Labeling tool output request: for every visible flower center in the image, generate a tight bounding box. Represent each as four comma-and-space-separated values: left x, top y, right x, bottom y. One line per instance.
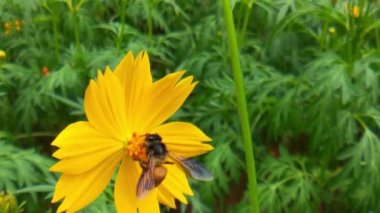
126, 133, 148, 162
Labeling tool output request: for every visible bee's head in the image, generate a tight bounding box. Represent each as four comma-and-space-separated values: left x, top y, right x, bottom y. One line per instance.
145, 133, 162, 145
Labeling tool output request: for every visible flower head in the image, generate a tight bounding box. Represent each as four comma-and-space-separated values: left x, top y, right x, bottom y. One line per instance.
50, 51, 213, 212
0, 50, 6, 59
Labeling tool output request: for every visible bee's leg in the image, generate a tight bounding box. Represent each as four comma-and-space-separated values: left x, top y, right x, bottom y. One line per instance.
139, 161, 149, 169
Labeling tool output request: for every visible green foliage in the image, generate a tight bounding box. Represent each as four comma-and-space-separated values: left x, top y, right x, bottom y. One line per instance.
1, 0, 380, 212
0, 141, 52, 192
0, 140, 54, 212
258, 147, 320, 213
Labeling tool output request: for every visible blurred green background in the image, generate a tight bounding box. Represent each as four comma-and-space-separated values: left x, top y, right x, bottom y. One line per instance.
1, 0, 380, 212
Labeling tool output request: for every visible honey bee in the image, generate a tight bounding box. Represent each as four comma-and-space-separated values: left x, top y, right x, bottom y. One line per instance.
136, 133, 213, 199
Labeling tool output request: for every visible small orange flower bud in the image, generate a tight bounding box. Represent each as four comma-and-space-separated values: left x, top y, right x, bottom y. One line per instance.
4, 22, 11, 30
352, 5, 360, 18
42, 66, 49, 76
14, 20, 21, 31
4, 22, 11, 35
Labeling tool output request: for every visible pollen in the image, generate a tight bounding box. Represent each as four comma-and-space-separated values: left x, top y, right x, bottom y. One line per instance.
126, 133, 148, 162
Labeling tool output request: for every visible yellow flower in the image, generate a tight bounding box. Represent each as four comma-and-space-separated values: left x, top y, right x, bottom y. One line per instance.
0, 50, 6, 59
50, 51, 213, 212
352, 5, 360, 18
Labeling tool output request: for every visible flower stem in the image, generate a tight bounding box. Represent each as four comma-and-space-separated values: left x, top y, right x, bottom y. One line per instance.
72, 10, 80, 49
146, 0, 153, 45
221, 1, 260, 213
117, 0, 127, 50
67, 0, 81, 55
240, 1, 253, 45
52, 13, 60, 63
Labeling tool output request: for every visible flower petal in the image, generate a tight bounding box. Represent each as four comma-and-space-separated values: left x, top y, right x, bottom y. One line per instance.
53, 150, 123, 213
153, 122, 213, 158
136, 72, 197, 132
114, 51, 153, 135
84, 68, 128, 140
114, 157, 160, 213
134, 71, 186, 132
157, 164, 193, 205
50, 145, 122, 174
157, 187, 176, 209
50, 121, 123, 174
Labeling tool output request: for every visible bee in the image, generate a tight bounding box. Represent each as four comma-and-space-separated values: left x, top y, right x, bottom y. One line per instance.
136, 133, 213, 199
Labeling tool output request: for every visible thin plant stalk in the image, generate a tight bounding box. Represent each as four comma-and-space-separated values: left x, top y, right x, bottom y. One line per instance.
145, 0, 153, 45
236, 1, 246, 32
41, 1, 60, 63
53, 16, 60, 63
222, 1, 260, 213
72, 10, 81, 51
240, 1, 253, 45
67, 0, 82, 54
117, 0, 127, 50
44, 2, 60, 63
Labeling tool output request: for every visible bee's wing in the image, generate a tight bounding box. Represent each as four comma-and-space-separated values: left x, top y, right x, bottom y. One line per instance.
169, 153, 213, 181
136, 157, 156, 199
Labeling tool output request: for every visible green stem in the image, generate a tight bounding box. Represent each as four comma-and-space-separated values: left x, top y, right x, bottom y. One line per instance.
117, 0, 127, 50
240, 1, 253, 46
14, 132, 57, 139
147, 1, 154, 45
376, 28, 380, 48
70, 2, 81, 55
321, 20, 327, 51
236, 1, 246, 33
52, 14, 60, 63
221, 1, 260, 213
73, 12, 80, 47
